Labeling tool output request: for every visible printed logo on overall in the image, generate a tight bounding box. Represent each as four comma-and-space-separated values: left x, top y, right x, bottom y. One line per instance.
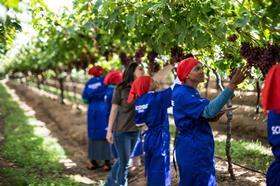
272, 126, 280, 135
136, 104, 148, 113
88, 82, 102, 89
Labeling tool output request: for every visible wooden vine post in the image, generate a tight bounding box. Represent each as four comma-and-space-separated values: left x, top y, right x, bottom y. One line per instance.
58, 76, 64, 104
255, 80, 260, 114
36, 74, 41, 90
204, 66, 211, 98
213, 68, 236, 180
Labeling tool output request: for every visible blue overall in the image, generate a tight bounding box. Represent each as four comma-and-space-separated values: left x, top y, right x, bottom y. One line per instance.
82, 77, 107, 140
134, 88, 172, 186
266, 110, 280, 186
172, 84, 216, 186
130, 133, 143, 157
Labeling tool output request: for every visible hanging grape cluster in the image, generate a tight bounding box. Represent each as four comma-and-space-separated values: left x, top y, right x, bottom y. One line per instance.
134, 46, 146, 63
147, 50, 159, 73
73, 60, 81, 70
240, 43, 280, 76
227, 34, 238, 42
103, 49, 113, 61
119, 52, 132, 67
66, 62, 73, 73
170, 46, 184, 64
79, 55, 90, 70
170, 46, 194, 64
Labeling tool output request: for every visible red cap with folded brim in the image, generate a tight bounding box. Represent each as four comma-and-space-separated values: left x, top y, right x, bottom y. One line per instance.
261, 64, 280, 114
104, 70, 123, 85
177, 57, 199, 83
88, 66, 103, 76
127, 76, 152, 103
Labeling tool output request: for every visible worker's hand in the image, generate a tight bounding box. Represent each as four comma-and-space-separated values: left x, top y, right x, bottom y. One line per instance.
106, 131, 113, 144
228, 67, 249, 90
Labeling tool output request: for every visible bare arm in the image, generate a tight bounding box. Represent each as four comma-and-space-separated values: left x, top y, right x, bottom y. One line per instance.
152, 64, 174, 82
106, 104, 118, 144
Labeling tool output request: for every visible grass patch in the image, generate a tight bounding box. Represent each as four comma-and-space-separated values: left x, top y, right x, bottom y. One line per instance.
0, 83, 80, 185
169, 124, 273, 172
215, 139, 273, 173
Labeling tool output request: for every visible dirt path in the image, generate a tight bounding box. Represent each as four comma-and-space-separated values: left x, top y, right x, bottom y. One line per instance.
7, 81, 266, 185
6, 81, 108, 183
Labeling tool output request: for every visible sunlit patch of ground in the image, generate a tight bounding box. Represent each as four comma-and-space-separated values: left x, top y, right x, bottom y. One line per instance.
2, 80, 95, 185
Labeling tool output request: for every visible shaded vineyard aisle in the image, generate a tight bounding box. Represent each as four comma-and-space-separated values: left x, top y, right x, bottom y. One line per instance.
6, 81, 267, 185
5, 81, 108, 183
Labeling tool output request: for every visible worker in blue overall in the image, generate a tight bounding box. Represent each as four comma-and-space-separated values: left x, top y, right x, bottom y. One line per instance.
128, 75, 172, 186
172, 57, 247, 186
82, 66, 112, 171
262, 64, 280, 186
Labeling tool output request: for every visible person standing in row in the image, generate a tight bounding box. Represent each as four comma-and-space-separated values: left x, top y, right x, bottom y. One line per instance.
172, 57, 247, 186
105, 62, 144, 186
103, 70, 123, 159
82, 66, 112, 171
128, 75, 172, 186
261, 64, 280, 186
104, 70, 143, 169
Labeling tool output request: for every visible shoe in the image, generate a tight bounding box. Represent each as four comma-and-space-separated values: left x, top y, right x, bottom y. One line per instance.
102, 164, 111, 171
86, 162, 99, 170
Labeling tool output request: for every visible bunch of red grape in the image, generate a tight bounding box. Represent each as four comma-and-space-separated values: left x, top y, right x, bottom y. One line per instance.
73, 60, 81, 70
103, 50, 113, 61
170, 46, 194, 64
227, 34, 238, 42
80, 55, 90, 70
240, 42, 280, 76
119, 52, 132, 67
147, 51, 160, 73
135, 46, 146, 63
72, 55, 89, 70
170, 46, 184, 64
66, 63, 73, 73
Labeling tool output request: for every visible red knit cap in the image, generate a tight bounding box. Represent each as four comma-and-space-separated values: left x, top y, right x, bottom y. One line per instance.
104, 70, 123, 85
127, 76, 152, 103
177, 57, 199, 83
262, 64, 280, 114
88, 66, 103, 76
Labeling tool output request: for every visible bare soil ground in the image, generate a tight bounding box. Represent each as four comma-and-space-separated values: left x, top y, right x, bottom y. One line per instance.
5, 81, 266, 185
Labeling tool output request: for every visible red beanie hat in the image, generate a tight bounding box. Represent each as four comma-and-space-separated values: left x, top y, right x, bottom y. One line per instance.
127, 76, 152, 103
177, 57, 199, 83
104, 70, 123, 85
88, 66, 103, 76
262, 64, 280, 114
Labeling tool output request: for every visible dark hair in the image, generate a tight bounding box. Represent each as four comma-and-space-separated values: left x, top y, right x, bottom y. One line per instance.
117, 62, 139, 88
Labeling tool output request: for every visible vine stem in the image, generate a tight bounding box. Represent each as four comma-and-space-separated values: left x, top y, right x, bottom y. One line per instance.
212, 68, 236, 180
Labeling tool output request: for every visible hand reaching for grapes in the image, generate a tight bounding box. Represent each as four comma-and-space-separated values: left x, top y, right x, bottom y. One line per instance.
227, 67, 249, 90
